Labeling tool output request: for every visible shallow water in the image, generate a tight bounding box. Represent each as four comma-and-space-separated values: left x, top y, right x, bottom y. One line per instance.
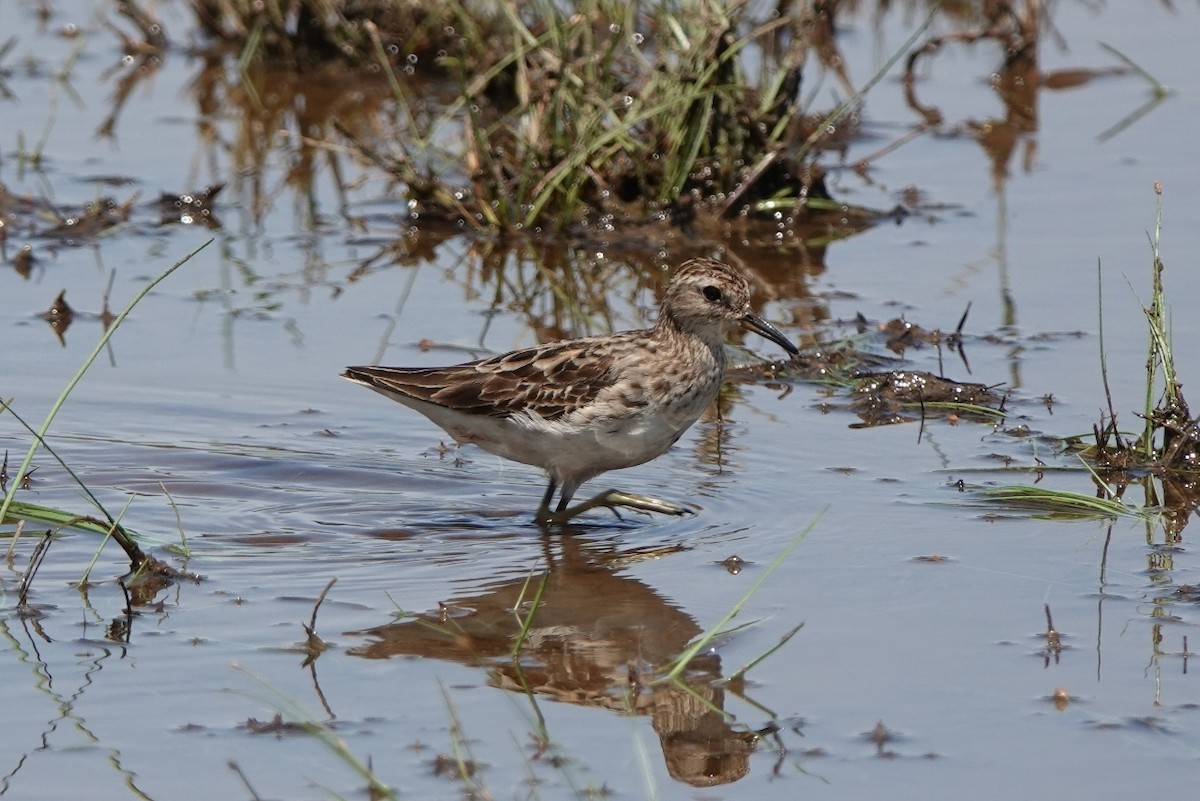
3, 2, 1200, 799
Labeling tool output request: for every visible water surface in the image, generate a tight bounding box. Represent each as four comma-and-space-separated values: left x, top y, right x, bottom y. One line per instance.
2, 2, 1200, 799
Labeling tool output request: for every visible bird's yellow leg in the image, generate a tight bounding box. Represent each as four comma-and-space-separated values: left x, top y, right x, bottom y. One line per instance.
539, 489, 690, 524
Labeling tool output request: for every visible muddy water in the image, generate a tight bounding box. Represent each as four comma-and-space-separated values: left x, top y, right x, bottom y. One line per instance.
3, 3, 1200, 799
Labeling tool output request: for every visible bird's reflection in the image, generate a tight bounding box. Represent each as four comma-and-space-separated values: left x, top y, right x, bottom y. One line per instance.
348, 534, 757, 787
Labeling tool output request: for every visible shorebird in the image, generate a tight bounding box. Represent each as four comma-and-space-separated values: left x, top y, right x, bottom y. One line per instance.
343, 258, 798, 523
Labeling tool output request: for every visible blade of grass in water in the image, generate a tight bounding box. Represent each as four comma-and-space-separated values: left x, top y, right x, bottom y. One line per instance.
1, 398, 116, 525
77, 495, 134, 587
510, 566, 549, 659
978, 486, 1143, 519
0, 240, 211, 536
1099, 42, 1168, 96
654, 509, 823, 685
2, 499, 122, 537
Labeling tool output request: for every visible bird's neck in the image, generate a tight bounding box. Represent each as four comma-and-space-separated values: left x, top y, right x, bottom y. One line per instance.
654, 310, 726, 355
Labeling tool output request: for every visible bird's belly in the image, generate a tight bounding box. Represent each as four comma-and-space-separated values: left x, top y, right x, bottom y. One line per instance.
546, 406, 704, 477
448, 407, 694, 475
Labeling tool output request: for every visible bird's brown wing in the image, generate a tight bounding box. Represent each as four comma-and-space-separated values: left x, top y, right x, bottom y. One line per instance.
343, 338, 625, 421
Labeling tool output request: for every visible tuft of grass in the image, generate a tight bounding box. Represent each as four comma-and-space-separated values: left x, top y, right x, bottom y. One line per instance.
1085, 185, 1199, 480
1, 241, 211, 582
1004, 185, 1200, 526
326, 0, 941, 234
1139, 184, 1174, 456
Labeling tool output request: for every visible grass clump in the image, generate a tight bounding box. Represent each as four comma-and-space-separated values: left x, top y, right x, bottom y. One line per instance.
1078, 185, 1200, 479
361, 0, 837, 233
1, 242, 211, 595
187, 0, 922, 235
986, 186, 1200, 529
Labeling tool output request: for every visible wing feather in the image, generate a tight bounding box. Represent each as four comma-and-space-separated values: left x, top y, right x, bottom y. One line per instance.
343, 336, 631, 421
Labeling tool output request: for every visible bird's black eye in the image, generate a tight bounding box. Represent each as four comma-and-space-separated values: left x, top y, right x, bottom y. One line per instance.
702, 285, 722, 302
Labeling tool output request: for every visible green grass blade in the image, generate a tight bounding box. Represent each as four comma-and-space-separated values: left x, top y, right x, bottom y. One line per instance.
978, 485, 1143, 519
510, 567, 549, 659
1, 399, 116, 524
2, 499, 120, 536
77, 496, 134, 587
653, 509, 823, 685
1099, 42, 1168, 96
0, 240, 211, 532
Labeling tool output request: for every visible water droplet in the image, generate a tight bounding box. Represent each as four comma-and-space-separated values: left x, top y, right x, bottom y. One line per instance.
622, 95, 633, 107
407, 53, 418, 64
609, 23, 621, 34
632, 32, 644, 45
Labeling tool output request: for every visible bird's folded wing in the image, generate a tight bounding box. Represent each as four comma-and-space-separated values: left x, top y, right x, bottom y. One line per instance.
345, 340, 620, 421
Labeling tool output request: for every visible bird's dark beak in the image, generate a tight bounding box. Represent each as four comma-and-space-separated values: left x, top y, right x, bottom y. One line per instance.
742, 312, 799, 356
